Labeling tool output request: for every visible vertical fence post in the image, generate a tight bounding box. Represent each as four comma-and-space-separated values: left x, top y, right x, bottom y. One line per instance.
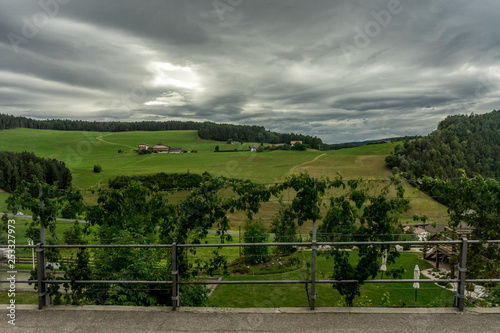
171, 242, 179, 311
36, 243, 47, 310
38, 187, 50, 306
310, 219, 317, 310
310, 178, 318, 310
454, 237, 468, 311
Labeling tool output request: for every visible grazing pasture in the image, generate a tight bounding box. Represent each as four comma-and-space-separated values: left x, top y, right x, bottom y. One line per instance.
0, 128, 453, 307
0, 128, 448, 225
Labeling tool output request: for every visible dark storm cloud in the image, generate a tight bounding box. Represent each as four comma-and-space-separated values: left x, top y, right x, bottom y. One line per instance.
1, 0, 500, 143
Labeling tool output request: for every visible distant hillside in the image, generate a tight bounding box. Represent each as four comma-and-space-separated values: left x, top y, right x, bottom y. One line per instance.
386, 110, 500, 180
322, 136, 413, 151
0, 113, 323, 149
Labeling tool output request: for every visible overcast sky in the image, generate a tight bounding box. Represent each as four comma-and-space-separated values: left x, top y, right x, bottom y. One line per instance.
1, 0, 499, 143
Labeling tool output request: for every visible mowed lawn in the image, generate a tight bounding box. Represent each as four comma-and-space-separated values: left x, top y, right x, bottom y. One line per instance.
209, 250, 455, 308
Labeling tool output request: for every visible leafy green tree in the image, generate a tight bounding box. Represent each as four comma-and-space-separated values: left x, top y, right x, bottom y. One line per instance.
6, 176, 73, 243
6, 177, 84, 303
267, 173, 327, 256
63, 221, 88, 245
271, 173, 326, 227
79, 182, 173, 306
270, 205, 298, 254
268, 173, 406, 306
291, 142, 308, 151
0, 214, 8, 244
157, 177, 271, 276
320, 176, 407, 306
138, 149, 152, 155
243, 220, 268, 264
156, 177, 240, 280
419, 174, 500, 280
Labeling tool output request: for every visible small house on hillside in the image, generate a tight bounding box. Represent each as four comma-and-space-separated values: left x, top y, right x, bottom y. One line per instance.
138, 142, 182, 153
290, 141, 302, 146
249, 145, 260, 151
150, 143, 170, 153
402, 223, 446, 240
169, 147, 183, 153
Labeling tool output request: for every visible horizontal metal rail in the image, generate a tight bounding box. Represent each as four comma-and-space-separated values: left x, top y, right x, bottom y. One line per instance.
2, 239, 499, 249
2, 238, 499, 312
3, 278, 500, 285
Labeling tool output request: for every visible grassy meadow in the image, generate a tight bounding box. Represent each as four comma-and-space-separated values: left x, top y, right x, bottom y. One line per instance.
0, 128, 449, 225
0, 128, 454, 307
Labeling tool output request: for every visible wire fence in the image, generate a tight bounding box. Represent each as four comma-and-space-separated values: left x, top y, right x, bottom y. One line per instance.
2, 238, 499, 311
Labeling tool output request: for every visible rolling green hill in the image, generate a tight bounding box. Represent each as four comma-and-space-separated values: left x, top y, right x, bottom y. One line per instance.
0, 128, 398, 189
0, 128, 449, 226
0, 128, 454, 308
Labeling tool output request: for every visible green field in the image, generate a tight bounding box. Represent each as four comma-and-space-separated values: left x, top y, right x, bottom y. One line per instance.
0, 128, 454, 307
209, 251, 454, 308
0, 129, 318, 188
0, 128, 449, 225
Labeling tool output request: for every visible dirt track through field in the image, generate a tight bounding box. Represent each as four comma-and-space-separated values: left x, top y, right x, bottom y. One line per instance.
289, 153, 326, 174
96, 134, 136, 149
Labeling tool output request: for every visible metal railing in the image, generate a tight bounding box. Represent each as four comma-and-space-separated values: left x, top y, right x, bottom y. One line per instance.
2, 238, 500, 311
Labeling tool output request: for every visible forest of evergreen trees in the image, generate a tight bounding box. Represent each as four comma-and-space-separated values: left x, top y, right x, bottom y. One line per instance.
386, 110, 500, 181
0, 151, 72, 192
0, 114, 323, 149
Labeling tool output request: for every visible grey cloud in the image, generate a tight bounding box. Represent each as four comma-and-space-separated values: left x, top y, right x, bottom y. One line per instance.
331, 95, 457, 112
1, 0, 500, 143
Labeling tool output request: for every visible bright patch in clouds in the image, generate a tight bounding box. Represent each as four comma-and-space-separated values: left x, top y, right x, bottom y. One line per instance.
148, 62, 199, 89
144, 92, 187, 106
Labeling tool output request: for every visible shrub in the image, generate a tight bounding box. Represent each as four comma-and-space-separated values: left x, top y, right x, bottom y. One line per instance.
63, 221, 87, 245
93, 164, 102, 173
61, 204, 77, 219
395, 299, 408, 308
0, 214, 8, 244
271, 207, 298, 255
243, 220, 268, 264
291, 143, 309, 151
180, 284, 209, 307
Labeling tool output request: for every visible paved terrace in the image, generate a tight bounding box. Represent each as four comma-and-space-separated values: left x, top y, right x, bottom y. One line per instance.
1, 305, 499, 333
